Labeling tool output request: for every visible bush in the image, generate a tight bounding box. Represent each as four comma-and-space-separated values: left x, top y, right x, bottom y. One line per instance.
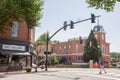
111, 63, 116, 67
38, 60, 45, 66
59, 57, 67, 64
26, 67, 32, 72
53, 59, 59, 65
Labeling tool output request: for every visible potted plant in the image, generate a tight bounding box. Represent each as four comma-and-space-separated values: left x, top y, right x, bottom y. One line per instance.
26, 67, 32, 73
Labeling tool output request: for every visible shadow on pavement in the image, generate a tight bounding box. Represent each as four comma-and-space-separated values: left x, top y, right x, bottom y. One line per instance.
38, 73, 80, 80
0, 75, 7, 78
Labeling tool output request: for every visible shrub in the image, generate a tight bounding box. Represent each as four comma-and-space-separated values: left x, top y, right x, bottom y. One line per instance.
53, 59, 59, 65
26, 67, 32, 72
111, 63, 116, 67
38, 60, 45, 66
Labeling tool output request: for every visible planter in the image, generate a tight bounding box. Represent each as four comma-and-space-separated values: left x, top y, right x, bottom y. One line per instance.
41, 65, 45, 69
26, 67, 32, 73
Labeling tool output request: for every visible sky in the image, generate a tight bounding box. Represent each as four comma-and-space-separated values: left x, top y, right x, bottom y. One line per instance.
35, 0, 120, 53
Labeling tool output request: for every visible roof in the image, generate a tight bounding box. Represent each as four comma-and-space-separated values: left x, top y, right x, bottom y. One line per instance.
93, 25, 105, 32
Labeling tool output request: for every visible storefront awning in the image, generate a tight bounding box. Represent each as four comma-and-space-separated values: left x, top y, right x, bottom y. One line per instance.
0, 51, 31, 56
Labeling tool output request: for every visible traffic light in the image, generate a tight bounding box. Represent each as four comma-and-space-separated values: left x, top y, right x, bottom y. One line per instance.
79, 37, 83, 44
91, 14, 95, 23
63, 21, 67, 30
70, 20, 74, 29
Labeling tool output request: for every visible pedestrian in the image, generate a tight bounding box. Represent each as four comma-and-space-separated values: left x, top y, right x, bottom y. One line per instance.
99, 58, 107, 74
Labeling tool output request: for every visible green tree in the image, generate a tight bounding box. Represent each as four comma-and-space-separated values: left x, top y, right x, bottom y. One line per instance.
110, 52, 120, 61
86, 0, 120, 12
0, 0, 44, 33
35, 33, 52, 46
52, 40, 59, 44
83, 30, 102, 63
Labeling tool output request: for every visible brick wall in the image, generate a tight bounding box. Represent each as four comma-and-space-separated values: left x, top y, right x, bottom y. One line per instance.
0, 22, 35, 43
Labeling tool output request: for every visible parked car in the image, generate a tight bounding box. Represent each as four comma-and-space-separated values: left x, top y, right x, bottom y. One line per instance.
116, 62, 120, 68
32, 63, 37, 68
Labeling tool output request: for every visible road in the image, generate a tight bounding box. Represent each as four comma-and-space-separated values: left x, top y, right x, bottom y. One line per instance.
0, 68, 120, 80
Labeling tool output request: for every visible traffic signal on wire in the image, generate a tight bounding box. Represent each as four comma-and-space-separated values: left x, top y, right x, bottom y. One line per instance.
91, 13, 95, 23
70, 20, 74, 29
79, 37, 83, 44
63, 21, 67, 31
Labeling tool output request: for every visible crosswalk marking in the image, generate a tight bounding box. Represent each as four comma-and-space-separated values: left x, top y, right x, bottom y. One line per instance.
114, 74, 120, 76
76, 73, 120, 80
60, 69, 120, 80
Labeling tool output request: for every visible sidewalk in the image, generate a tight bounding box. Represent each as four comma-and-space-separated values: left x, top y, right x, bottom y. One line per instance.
0, 68, 59, 75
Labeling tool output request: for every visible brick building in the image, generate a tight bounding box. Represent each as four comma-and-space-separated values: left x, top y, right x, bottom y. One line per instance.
0, 21, 35, 71
37, 25, 110, 64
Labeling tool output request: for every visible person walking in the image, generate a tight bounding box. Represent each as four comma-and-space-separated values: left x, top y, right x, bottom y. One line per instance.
99, 58, 107, 74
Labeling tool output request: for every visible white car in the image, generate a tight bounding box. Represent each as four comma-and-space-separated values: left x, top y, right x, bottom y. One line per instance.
32, 63, 37, 68
116, 62, 120, 68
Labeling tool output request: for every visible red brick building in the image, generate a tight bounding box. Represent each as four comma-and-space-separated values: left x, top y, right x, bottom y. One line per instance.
0, 21, 35, 71
37, 25, 110, 64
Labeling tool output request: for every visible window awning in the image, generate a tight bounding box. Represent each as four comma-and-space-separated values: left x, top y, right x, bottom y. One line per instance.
0, 51, 31, 56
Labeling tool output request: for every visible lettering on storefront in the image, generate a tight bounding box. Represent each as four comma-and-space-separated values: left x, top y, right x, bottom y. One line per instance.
2, 44, 26, 51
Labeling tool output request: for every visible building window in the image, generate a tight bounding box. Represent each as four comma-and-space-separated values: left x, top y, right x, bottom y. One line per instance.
76, 44, 78, 53
54, 48, 56, 53
76, 56, 83, 61
106, 46, 108, 54
59, 46, 61, 53
12, 22, 19, 37
102, 34, 105, 41
64, 46, 66, 53
68, 45, 71, 53
95, 34, 98, 39
102, 45, 105, 54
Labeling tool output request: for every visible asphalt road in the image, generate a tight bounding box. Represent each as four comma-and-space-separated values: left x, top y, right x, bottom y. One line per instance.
0, 68, 120, 80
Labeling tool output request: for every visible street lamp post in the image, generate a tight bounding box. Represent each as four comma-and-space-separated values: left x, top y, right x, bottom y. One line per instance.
45, 14, 100, 71
45, 32, 49, 71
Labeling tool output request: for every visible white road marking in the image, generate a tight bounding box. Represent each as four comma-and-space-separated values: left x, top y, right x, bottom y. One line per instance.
77, 73, 120, 80
114, 74, 120, 76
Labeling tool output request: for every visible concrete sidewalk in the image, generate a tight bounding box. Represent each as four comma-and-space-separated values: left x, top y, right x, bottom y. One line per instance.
0, 68, 59, 75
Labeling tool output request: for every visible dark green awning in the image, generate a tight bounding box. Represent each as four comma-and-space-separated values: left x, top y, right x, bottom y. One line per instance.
0, 51, 31, 56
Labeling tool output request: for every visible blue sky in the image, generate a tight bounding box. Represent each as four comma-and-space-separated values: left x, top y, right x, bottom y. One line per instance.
35, 0, 120, 52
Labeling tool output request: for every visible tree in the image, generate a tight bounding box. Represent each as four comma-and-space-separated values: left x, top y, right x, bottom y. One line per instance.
83, 30, 102, 63
110, 52, 120, 61
0, 0, 44, 33
86, 0, 120, 12
52, 40, 59, 44
35, 33, 52, 46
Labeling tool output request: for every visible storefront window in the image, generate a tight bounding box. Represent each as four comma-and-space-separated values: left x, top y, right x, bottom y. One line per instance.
0, 54, 8, 66
12, 22, 19, 37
